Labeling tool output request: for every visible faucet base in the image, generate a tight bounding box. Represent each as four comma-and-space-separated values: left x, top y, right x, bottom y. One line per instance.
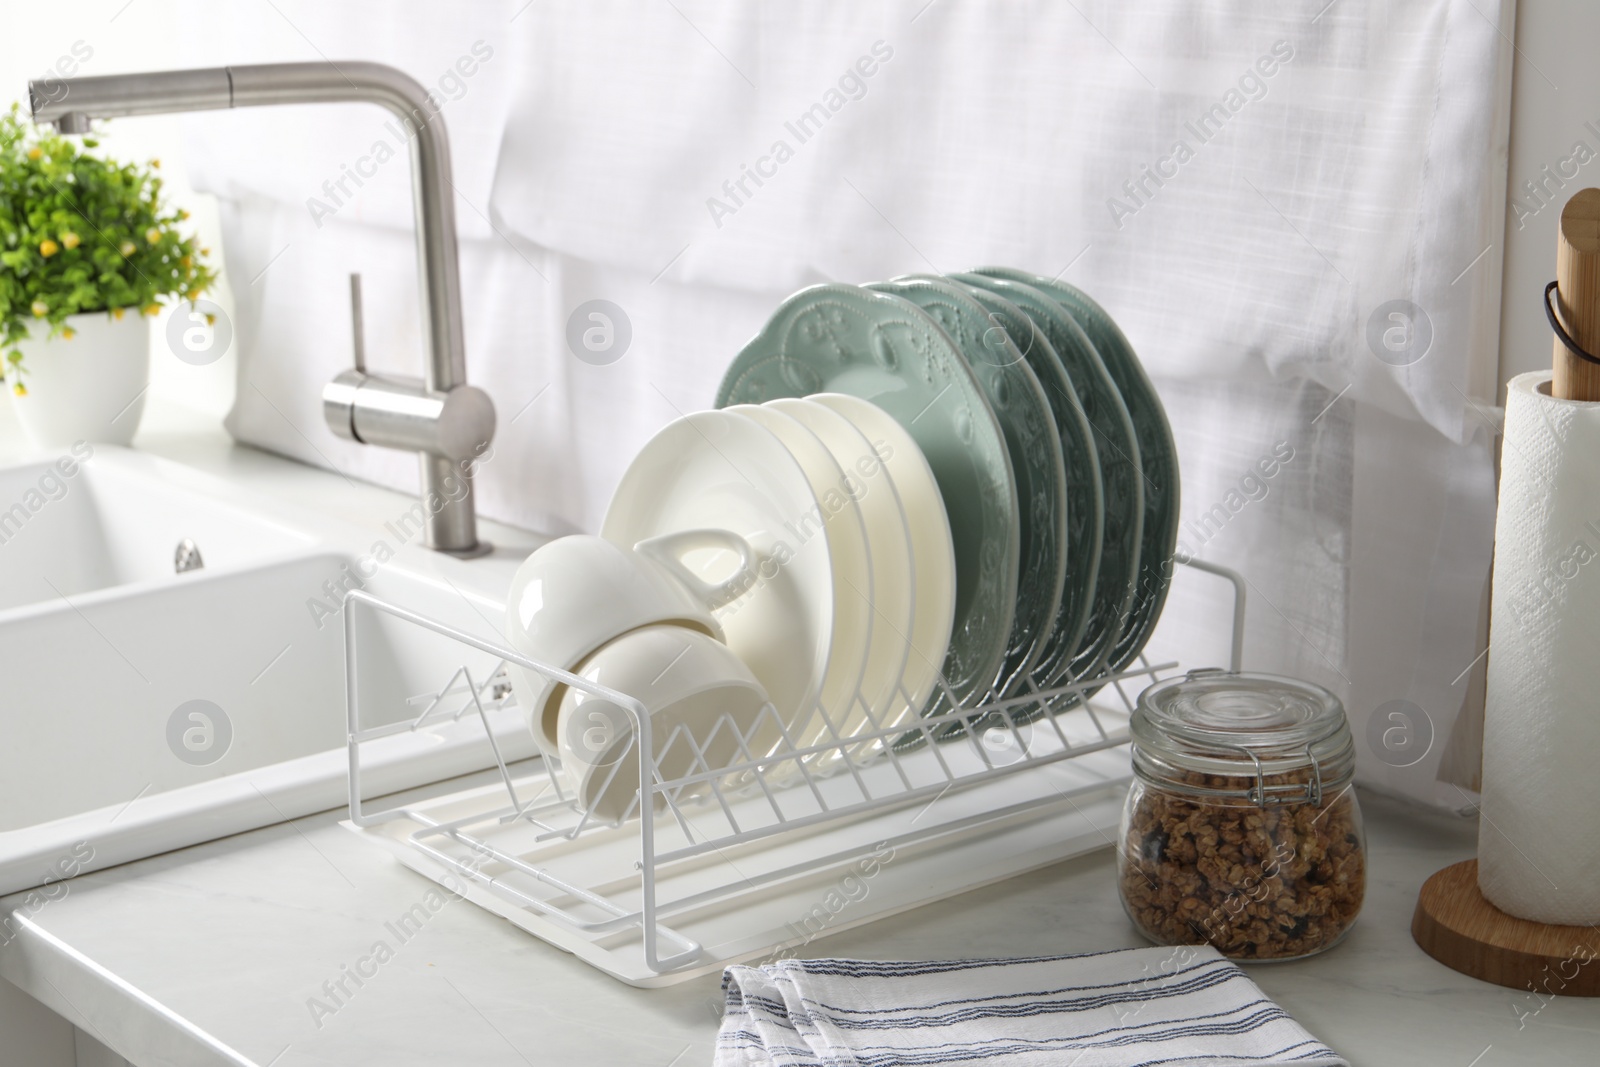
436, 539, 495, 560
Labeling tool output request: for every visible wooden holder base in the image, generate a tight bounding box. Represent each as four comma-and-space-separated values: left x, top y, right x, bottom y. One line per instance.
1412, 860, 1600, 996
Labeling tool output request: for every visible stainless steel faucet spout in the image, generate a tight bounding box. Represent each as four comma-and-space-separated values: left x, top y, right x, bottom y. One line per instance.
30, 62, 494, 557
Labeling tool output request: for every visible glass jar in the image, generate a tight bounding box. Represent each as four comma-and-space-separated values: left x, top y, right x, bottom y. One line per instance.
1117, 669, 1366, 961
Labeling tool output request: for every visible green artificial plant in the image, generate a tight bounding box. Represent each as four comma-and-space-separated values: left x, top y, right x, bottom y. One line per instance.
0, 103, 216, 394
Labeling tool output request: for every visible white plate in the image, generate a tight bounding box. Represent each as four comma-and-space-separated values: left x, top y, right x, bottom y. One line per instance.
601, 410, 832, 739
730, 404, 872, 756
812, 393, 956, 732
770, 397, 915, 760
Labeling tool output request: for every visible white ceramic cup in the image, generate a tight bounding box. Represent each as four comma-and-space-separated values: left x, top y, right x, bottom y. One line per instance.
505, 531, 758, 750
556, 624, 773, 822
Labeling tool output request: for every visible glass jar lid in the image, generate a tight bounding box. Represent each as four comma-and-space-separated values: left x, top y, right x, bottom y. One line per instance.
1131, 669, 1355, 804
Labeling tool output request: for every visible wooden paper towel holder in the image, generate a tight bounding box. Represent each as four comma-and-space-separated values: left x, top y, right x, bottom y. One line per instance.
1411, 188, 1600, 996
1413, 862, 1600, 996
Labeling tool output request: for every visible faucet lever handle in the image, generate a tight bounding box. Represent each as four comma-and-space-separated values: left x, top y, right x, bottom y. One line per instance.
349, 272, 366, 374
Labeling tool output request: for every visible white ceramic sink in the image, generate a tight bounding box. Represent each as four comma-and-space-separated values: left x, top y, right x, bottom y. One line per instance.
0, 446, 535, 896
0, 449, 314, 611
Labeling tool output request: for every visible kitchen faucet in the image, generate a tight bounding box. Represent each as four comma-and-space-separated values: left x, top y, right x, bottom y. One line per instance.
29, 62, 496, 557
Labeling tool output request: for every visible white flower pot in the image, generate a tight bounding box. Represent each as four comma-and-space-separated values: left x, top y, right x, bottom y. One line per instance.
7, 310, 151, 449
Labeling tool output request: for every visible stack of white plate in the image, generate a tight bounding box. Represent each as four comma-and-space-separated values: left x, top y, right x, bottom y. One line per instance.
600, 395, 958, 772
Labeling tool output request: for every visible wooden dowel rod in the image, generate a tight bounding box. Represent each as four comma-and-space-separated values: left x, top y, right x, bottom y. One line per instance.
1553, 188, 1600, 401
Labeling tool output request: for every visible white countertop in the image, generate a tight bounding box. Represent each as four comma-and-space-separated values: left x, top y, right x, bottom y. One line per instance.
1, 409, 1596, 1066
3, 783, 1594, 1066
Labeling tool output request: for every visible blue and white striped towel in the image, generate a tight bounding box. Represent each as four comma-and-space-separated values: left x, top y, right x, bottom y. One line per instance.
716, 946, 1347, 1066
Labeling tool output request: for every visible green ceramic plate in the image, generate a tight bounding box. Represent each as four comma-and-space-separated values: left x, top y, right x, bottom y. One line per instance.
954, 272, 1143, 688
715, 283, 1019, 716
876, 277, 1067, 709
982, 269, 1179, 674
949, 279, 1103, 698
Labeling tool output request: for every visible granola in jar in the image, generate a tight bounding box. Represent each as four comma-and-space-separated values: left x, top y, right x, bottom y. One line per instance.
1117, 671, 1366, 961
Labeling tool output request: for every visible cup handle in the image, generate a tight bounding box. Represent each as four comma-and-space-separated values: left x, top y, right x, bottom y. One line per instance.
634, 528, 758, 610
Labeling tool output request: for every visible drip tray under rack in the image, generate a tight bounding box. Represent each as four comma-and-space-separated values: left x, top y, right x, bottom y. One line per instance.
348, 724, 1131, 986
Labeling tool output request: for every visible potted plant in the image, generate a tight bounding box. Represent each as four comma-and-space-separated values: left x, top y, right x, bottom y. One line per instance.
0, 103, 216, 448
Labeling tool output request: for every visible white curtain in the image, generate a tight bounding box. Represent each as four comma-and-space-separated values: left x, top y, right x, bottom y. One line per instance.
178, 0, 1511, 812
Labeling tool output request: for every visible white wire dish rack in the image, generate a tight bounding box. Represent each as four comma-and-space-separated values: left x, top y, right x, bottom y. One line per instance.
340, 558, 1246, 987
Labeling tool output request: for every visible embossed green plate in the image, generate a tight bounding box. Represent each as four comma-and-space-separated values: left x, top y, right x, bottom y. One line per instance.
876, 277, 1065, 708
954, 272, 1143, 689
948, 279, 1103, 699
981, 269, 1179, 674
715, 283, 1019, 715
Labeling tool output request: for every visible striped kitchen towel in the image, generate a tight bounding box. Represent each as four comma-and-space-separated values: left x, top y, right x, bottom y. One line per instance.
715, 945, 1347, 1066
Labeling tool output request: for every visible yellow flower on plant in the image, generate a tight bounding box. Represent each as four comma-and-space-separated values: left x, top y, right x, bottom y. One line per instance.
26, 147, 41, 161
39, 239, 59, 257
150, 158, 160, 169
30, 300, 47, 317
112, 307, 125, 320
119, 240, 136, 257
61, 327, 75, 340
11, 382, 25, 397
145, 227, 162, 245
180, 254, 192, 268
178, 209, 189, 220
61, 232, 80, 250
200, 247, 211, 256
141, 303, 160, 317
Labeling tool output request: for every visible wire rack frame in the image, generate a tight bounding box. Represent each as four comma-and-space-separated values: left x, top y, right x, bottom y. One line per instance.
341, 557, 1246, 976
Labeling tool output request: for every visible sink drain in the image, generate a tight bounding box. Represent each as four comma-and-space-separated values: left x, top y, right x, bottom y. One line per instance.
174, 538, 204, 574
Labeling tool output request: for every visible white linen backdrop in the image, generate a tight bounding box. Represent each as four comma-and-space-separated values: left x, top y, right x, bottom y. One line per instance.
177, 0, 1510, 812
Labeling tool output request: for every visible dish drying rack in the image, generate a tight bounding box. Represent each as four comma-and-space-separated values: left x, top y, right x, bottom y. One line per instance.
340, 558, 1246, 986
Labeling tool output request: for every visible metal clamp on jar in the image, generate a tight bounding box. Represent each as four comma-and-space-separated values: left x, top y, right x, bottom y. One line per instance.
1118, 669, 1366, 961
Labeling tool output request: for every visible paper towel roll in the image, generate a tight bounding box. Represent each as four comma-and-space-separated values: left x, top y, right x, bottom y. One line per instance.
1481, 371, 1600, 925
